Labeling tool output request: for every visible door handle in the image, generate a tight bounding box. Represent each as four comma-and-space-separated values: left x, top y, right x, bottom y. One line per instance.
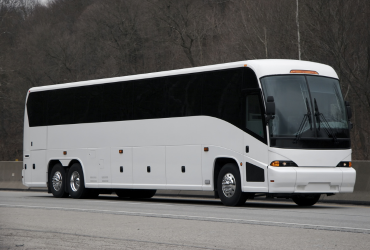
246, 146, 249, 153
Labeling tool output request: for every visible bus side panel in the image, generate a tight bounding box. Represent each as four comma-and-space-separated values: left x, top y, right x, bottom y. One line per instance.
111, 147, 133, 189
133, 146, 166, 189
29, 150, 47, 187
166, 145, 202, 190
96, 148, 111, 188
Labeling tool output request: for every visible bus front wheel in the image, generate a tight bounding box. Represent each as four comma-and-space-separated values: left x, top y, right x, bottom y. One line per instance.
292, 194, 321, 206
217, 163, 247, 206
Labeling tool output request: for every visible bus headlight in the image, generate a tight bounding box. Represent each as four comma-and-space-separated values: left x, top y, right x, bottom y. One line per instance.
270, 161, 298, 167
336, 161, 352, 167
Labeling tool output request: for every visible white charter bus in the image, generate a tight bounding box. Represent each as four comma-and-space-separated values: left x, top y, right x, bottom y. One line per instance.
23, 59, 356, 206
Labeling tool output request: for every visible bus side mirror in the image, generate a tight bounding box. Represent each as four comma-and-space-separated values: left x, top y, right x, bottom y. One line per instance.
265, 96, 275, 124
345, 101, 352, 120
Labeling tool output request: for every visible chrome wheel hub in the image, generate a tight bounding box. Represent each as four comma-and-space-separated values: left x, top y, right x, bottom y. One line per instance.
70, 171, 80, 192
222, 173, 236, 198
52, 171, 63, 191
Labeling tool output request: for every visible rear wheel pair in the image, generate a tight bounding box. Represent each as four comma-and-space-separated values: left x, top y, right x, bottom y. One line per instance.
50, 163, 97, 199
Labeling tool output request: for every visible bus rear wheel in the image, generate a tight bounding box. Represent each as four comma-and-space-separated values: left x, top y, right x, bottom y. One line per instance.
49, 163, 69, 198
292, 194, 321, 206
217, 163, 247, 206
67, 163, 88, 199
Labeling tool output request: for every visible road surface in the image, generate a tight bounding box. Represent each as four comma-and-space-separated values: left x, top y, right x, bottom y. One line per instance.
0, 191, 369, 249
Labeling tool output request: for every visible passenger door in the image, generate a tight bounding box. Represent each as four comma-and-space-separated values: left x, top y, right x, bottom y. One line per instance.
243, 91, 269, 193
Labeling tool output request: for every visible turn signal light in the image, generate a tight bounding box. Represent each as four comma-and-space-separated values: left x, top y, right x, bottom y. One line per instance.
290, 70, 318, 75
270, 161, 298, 167
271, 161, 280, 167
336, 161, 352, 167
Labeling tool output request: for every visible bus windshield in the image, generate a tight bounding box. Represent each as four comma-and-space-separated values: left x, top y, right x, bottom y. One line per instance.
261, 75, 350, 149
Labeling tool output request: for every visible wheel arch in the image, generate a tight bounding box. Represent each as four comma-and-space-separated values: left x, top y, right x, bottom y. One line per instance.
47, 158, 85, 193
213, 157, 240, 193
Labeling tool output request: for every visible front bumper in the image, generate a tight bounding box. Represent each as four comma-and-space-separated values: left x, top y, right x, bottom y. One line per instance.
268, 166, 356, 193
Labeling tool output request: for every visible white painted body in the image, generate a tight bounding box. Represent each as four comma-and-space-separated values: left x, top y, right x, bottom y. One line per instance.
22, 59, 356, 194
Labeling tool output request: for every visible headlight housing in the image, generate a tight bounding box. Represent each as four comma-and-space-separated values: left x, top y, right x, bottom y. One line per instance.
336, 161, 352, 167
270, 161, 298, 167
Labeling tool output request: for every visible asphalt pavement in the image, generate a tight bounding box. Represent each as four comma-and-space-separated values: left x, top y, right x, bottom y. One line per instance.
1, 191, 369, 249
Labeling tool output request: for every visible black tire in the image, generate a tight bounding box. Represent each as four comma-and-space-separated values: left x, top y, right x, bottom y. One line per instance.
217, 163, 247, 206
292, 194, 321, 206
115, 189, 132, 198
49, 163, 69, 198
67, 163, 88, 199
129, 189, 157, 199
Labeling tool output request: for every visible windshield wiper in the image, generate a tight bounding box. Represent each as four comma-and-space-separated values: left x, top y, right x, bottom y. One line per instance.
314, 98, 338, 143
294, 98, 312, 143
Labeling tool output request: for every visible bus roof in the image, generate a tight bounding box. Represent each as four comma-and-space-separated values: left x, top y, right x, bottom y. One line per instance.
29, 59, 338, 92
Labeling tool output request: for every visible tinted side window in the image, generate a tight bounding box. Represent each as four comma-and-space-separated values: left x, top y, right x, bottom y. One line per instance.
134, 78, 167, 119
103, 81, 133, 122
48, 88, 74, 125
167, 74, 202, 117
74, 85, 103, 124
202, 69, 242, 128
27, 91, 47, 127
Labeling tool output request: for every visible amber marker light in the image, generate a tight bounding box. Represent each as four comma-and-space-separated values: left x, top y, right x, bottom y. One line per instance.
63, 151, 67, 155
204, 147, 209, 152
271, 161, 280, 167
290, 70, 318, 75
240, 162, 243, 166
349, 162, 352, 167
244, 64, 248, 67
119, 149, 123, 154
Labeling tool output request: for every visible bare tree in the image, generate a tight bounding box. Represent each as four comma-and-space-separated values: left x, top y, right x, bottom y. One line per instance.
148, 0, 223, 67
301, 0, 370, 159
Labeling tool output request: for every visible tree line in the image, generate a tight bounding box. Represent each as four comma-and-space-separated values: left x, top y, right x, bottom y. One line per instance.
1, 0, 369, 160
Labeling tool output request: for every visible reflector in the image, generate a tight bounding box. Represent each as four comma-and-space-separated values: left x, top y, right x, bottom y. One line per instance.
290, 70, 318, 74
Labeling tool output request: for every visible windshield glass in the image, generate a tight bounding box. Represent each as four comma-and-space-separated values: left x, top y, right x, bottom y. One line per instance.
306, 76, 349, 137
261, 75, 350, 149
261, 75, 314, 137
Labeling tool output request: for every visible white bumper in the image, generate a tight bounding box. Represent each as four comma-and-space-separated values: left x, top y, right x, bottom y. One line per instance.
268, 166, 356, 193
